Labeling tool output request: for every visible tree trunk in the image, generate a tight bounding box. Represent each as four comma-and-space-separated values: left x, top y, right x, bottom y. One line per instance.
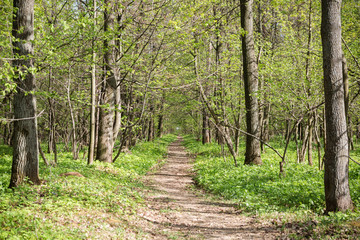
157, 92, 165, 138
88, 0, 97, 165
112, 84, 121, 143
299, 124, 309, 163
307, 116, 313, 166
321, 0, 353, 212
295, 122, 300, 163
202, 106, 210, 144
47, 68, 54, 154
260, 102, 270, 151
314, 111, 322, 170
305, 0, 313, 166
234, 112, 241, 155
148, 106, 155, 141
67, 67, 78, 160
9, 0, 40, 188
342, 55, 354, 150
241, 0, 262, 165
96, 0, 118, 163
96, 83, 114, 163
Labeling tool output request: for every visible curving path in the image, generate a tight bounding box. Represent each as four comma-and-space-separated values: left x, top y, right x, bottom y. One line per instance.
140, 137, 282, 239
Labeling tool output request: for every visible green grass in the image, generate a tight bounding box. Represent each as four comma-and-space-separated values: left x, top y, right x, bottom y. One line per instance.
182, 135, 360, 239
0, 134, 177, 239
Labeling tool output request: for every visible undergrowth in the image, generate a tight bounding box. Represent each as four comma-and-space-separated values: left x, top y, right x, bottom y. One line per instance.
182, 135, 360, 239
0, 134, 177, 239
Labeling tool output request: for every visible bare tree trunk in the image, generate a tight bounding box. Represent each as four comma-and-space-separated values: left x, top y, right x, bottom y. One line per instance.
202, 106, 210, 144
295, 122, 300, 163
148, 106, 155, 141
157, 110, 164, 138
285, 119, 291, 141
9, 0, 40, 187
96, 0, 118, 163
321, 0, 353, 212
96, 83, 114, 163
241, 0, 262, 165
48, 68, 54, 154
88, 0, 97, 165
67, 67, 78, 160
305, 0, 314, 167
38, 140, 49, 166
233, 112, 241, 155
299, 124, 309, 163
342, 55, 354, 150
314, 112, 322, 170
157, 92, 165, 138
113, 85, 121, 143
307, 116, 313, 166
260, 102, 270, 151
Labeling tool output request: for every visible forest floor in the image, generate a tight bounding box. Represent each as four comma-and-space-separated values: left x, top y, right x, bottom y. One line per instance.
138, 137, 285, 239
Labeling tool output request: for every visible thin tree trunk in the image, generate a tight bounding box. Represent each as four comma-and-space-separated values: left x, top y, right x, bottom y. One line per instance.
234, 112, 241, 155
67, 67, 78, 160
148, 106, 154, 141
48, 68, 54, 154
38, 140, 49, 166
88, 0, 97, 165
305, 0, 314, 167
321, 0, 353, 212
314, 111, 322, 170
157, 92, 165, 138
113, 85, 121, 143
295, 122, 300, 163
308, 116, 313, 166
261, 102, 270, 151
299, 124, 309, 163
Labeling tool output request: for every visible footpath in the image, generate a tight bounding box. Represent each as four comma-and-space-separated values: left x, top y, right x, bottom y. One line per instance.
139, 137, 281, 239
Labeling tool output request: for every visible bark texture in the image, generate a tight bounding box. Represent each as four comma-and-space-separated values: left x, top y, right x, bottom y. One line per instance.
321, 0, 353, 212
202, 109, 210, 144
96, 0, 118, 163
10, 0, 40, 187
241, 0, 262, 165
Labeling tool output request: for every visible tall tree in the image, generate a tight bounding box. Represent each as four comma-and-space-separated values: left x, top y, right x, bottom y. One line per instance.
88, 0, 97, 165
241, 0, 262, 165
321, 0, 353, 212
96, 0, 118, 163
9, 0, 40, 187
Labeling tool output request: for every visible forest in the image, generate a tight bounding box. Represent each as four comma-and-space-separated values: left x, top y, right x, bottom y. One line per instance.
0, 0, 360, 239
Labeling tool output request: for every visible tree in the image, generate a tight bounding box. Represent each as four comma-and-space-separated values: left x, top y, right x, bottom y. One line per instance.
321, 0, 353, 212
241, 0, 262, 165
96, 0, 119, 163
88, 0, 97, 165
9, 0, 40, 187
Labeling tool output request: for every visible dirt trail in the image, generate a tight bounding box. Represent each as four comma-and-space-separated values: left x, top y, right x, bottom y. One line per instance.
141, 137, 281, 239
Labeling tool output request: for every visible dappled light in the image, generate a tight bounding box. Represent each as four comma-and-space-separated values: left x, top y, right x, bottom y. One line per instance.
1, 0, 360, 238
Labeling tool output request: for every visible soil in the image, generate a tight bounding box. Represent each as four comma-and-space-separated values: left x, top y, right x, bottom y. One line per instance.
139, 137, 283, 239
